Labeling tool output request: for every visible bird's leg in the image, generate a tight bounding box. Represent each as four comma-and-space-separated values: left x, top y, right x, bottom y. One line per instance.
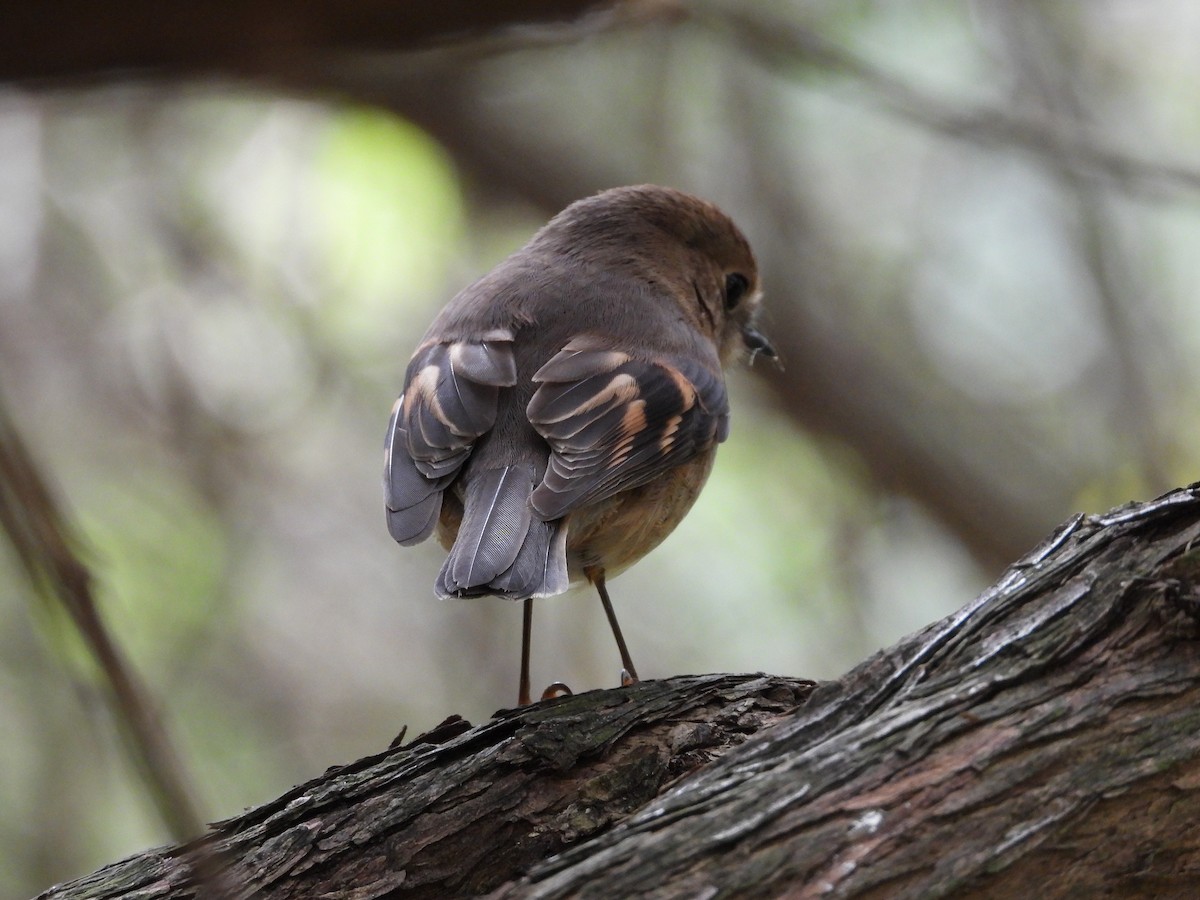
586, 565, 640, 685
519, 598, 533, 706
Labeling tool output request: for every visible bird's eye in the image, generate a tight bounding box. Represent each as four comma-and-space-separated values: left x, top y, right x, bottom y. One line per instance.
725, 273, 750, 310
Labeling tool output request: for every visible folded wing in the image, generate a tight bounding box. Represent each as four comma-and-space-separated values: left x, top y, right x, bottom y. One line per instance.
384, 329, 517, 544
527, 335, 730, 522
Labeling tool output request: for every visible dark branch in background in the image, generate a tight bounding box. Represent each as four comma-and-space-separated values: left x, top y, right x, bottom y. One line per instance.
0, 393, 210, 848
0, 1, 627, 84
8, 1, 1200, 205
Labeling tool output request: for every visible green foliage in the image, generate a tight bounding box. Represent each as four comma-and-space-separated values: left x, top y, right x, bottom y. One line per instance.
312, 107, 463, 354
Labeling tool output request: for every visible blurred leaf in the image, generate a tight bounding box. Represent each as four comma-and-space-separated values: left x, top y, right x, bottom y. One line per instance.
313, 107, 463, 352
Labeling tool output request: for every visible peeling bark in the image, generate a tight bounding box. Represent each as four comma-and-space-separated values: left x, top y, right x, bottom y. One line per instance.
37, 485, 1200, 899
38, 675, 811, 898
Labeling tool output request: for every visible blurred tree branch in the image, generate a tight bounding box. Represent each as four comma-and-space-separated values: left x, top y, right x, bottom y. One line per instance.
709, 6, 1200, 202
0, 1, 635, 84
7, 3, 1199, 202
37, 485, 1200, 898
0, 391, 207, 844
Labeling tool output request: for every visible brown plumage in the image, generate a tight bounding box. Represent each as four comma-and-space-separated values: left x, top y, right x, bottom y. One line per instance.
384, 185, 772, 704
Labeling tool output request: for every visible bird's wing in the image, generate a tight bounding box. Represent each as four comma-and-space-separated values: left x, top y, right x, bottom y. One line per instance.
527, 335, 729, 521
384, 329, 517, 544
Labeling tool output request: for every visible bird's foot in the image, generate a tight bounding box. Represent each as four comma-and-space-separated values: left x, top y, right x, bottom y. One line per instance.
540, 681, 573, 701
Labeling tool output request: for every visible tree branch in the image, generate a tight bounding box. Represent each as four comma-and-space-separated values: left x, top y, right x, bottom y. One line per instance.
38, 484, 1200, 898
0, 395, 208, 846
1, 1, 628, 85
38, 675, 812, 898
500, 487, 1200, 897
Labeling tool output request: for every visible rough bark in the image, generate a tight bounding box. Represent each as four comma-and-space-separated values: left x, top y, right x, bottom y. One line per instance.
38, 674, 813, 899
37, 484, 1200, 898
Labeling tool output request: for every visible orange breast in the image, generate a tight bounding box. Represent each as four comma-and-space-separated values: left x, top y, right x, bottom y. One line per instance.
562, 451, 717, 583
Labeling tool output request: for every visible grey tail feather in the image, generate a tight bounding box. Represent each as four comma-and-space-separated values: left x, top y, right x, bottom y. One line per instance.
436, 465, 570, 600
490, 518, 569, 599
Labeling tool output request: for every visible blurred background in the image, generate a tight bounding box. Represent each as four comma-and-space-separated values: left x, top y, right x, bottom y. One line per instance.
2, 1, 1199, 894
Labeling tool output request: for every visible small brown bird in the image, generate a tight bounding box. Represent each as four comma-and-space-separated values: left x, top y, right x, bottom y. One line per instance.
384, 185, 772, 705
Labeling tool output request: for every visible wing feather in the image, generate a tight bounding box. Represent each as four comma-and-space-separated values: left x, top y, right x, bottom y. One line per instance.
527, 338, 729, 522
383, 331, 516, 545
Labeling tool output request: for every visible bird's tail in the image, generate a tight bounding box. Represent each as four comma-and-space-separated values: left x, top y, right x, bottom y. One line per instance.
436, 465, 569, 600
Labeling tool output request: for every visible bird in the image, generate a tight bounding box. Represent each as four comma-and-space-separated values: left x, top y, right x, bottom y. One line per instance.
383, 184, 773, 706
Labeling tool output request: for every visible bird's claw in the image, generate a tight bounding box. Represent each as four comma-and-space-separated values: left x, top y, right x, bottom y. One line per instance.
540, 681, 573, 701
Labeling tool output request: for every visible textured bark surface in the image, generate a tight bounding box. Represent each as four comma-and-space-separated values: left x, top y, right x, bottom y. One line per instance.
38, 674, 812, 899
36, 484, 1200, 899
495, 486, 1200, 899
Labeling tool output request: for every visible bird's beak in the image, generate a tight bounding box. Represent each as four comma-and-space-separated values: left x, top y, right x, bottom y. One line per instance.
742, 324, 777, 363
